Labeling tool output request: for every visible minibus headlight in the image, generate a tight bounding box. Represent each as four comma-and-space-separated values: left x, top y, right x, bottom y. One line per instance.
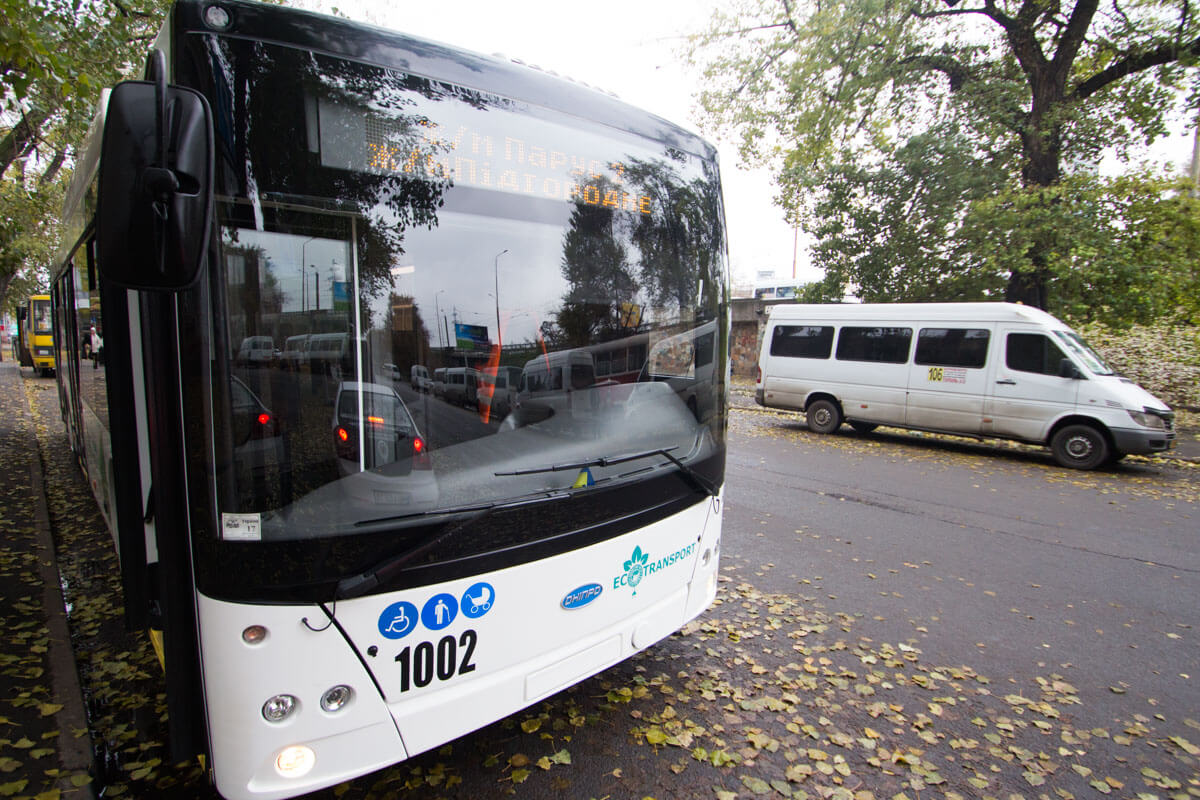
1127, 409, 1165, 430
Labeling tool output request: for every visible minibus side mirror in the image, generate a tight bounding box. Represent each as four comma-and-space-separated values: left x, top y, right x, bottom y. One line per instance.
96, 80, 214, 291
1058, 359, 1083, 379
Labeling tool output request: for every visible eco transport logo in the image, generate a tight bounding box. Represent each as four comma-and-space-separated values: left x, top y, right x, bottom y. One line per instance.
613, 543, 695, 596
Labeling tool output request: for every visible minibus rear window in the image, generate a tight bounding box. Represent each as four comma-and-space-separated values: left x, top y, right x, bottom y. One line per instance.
770, 325, 834, 359
835, 327, 913, 364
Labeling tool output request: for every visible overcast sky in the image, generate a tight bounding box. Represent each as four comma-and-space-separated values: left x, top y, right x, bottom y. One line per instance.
292, 0, 1196, 291
291, 0, 812, 289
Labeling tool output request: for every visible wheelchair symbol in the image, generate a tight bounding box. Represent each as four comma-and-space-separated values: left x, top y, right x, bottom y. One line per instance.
377, 601, 418, 639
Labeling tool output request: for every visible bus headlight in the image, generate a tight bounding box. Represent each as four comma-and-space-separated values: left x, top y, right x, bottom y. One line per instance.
262, 694, 298, 722
275, 745, 315, 778
320, 685, 353, 712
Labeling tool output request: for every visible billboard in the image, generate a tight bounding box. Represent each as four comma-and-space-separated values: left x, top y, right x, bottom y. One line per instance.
454, 322, 490, 351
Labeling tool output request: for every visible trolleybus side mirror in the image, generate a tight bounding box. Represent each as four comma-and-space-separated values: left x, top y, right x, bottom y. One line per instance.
96, 80, 214, 291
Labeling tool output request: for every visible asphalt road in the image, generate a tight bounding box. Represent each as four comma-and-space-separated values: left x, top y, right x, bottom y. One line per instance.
19, 373, 1200, 800
722, 405, 1199, 747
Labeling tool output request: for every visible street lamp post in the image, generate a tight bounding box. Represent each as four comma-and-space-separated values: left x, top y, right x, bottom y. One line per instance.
494, 249, 508, 350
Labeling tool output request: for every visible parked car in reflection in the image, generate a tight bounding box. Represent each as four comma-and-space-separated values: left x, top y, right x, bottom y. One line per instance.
331, 381, 437, 506
230, 376, 284, 476
236, 336, 276, 368
411, 364, 431, 393
478, 365, 522, 422
442, 367, 479, 408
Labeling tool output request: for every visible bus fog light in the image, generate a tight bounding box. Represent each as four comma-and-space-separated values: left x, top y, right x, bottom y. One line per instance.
242, 625, 268, 644
275, 745, 315, 778
262, 694, 297, 722
321, 685, 353, 712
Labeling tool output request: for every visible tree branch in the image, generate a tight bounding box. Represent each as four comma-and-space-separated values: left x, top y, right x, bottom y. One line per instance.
1072, 34, 1200, 100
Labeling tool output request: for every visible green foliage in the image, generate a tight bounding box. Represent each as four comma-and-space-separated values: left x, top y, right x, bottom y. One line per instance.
688, 0, 1200, 311
1074, 320, 1200, 410
1, 0, 174, 313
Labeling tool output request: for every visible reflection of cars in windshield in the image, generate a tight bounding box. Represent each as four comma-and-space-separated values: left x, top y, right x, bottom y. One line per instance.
411, 364, 431, 393
230, 376, 284, 476
442, 367, 478, 408
236, 336, 275, 368
333, 379, 433, 469
281, 334, 309, 370
478, 365, 522, 421
512, 350, 596, 425
639, 321, 718, 422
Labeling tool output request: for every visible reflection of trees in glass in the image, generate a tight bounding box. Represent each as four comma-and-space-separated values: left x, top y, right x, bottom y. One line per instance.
555, 177, 639, 346
627, 155, 726, 316
202, 37, 469, 315
553, 157, 728, 345
223, 243, 283, 337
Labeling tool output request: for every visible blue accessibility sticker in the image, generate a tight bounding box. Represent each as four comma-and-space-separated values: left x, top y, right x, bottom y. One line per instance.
421, 593, 459, 631
377, 601, 418, 639
460, 582, 495, 619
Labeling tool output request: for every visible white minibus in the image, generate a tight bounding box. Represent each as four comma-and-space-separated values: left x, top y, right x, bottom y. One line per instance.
756, 303, 1175, 469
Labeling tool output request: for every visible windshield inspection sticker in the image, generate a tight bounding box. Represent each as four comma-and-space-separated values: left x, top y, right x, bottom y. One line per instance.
221, 513, 261, 541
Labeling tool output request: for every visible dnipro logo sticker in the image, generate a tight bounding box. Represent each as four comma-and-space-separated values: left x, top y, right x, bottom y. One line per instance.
377, 581, 495, 640
612, 543, 696, 597
561, 583, 603, 610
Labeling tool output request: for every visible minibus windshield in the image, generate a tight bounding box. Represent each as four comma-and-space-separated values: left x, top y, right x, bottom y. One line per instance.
1053, 331, 1115, 375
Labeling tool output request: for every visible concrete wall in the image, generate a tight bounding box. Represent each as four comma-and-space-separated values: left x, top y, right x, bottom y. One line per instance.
729, 298, 795, 377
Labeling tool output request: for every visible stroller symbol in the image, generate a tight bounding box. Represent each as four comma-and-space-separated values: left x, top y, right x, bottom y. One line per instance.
461, 582, 495, 619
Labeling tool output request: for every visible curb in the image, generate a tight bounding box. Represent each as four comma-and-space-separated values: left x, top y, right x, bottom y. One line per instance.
21, 374, 98, 799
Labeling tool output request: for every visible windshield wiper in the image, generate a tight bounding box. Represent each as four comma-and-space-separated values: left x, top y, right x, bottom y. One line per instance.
495, 446, 719, 498
335, 491, 569, 600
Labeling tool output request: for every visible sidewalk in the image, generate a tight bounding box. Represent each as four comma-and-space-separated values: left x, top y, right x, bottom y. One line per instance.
0, 360, 95, 798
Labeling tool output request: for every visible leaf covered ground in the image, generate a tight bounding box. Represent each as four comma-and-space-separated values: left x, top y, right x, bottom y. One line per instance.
18, 378, 1200, 800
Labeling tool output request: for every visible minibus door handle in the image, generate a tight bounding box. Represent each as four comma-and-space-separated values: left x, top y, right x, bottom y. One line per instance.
995, 378, 1017, 385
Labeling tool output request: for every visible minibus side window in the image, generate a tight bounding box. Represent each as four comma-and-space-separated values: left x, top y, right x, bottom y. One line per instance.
1006, 333, 1068, 375
770, 325, 834, 359
835, 327, 912, 364
915, 328, 990, 369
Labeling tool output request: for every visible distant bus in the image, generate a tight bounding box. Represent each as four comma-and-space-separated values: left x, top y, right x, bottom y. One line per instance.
17, 294, 55, 376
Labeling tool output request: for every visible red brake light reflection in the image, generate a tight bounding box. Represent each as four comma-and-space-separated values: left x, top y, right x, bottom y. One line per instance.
413, 436, 425, 453
337, 427, 349, 442
257, 413, 271, 426
367, 415, 385, 426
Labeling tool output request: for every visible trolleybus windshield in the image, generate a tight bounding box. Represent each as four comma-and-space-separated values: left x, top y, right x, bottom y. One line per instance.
183, 38, 727, 544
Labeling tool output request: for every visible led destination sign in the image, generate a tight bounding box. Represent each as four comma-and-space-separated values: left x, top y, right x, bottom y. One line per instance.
319, 97, 655, 214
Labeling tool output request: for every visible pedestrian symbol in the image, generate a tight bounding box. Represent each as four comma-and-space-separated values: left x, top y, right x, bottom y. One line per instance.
421, 593, 458, 631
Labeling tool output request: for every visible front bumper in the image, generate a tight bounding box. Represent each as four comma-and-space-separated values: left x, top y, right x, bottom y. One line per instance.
1110, 426, 1176, 456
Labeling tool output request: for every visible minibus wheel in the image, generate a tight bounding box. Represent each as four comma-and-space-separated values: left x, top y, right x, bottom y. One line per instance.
1050, 424, 1109, 470
806, 399, 843, 434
